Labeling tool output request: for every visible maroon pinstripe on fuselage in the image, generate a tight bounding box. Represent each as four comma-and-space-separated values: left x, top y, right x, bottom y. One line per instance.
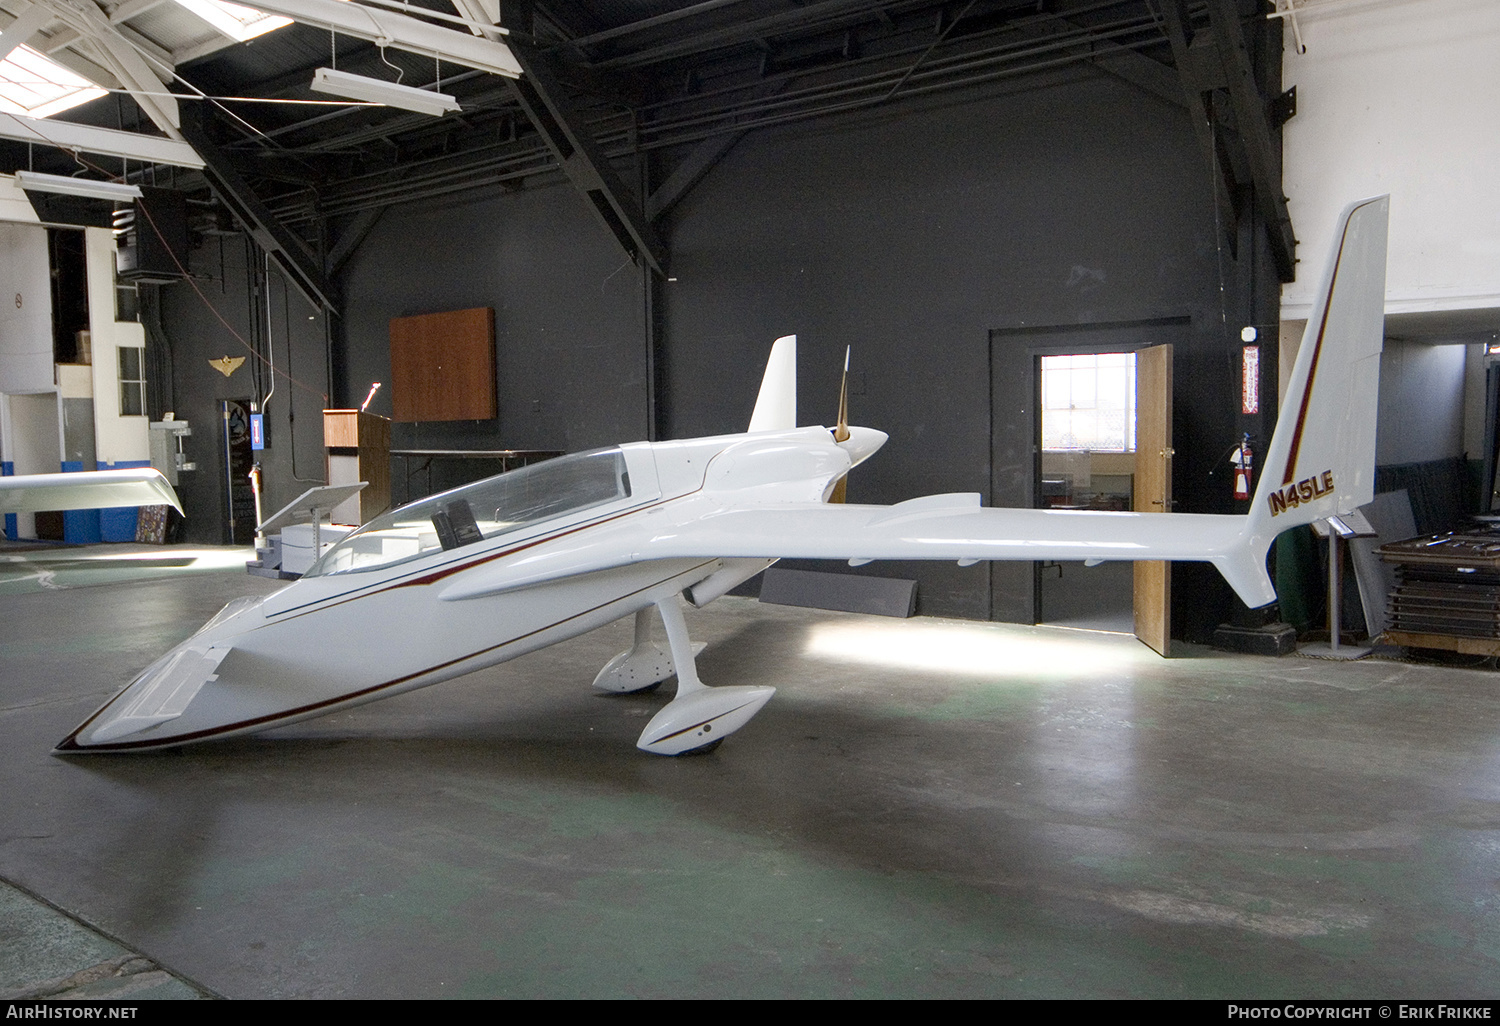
56, 555, 720, 752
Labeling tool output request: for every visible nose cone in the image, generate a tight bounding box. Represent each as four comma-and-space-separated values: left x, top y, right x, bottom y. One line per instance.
837, 426, 888, 468
56, 594, 268, 752
58, 638, 234, 750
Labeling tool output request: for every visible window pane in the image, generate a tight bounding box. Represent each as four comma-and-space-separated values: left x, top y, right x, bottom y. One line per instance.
119, 346, 142, 381
1040, 353, 1136, 452
0, 47, 107, 119
120, 382, 143, 417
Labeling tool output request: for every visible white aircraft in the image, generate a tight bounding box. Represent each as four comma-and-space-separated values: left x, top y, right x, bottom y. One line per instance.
57, 196, 1389, 756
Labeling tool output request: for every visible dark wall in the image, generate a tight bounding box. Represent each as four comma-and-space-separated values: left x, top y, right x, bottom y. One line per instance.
153, 236, 331, 545
155, 63, 1283, 640
661, 67, 1279, 634
156, 183, 651, 542
338, 184, 650, 455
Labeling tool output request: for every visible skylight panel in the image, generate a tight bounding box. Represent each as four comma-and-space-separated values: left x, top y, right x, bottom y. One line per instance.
0, 45, 108, 120
172, 0, 292, 42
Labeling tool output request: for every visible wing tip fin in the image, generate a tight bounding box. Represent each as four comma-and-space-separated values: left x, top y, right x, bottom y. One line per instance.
748, 335, 797, 432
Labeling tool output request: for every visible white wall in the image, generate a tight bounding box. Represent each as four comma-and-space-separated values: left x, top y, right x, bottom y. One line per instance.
0, 217, 57, 538
0, 221, 54, 394
0, 175, 40, 226
85, 227, 149, 464
1375, 339, 1467, 465
2, 390, 60, 538
1281, 0, 1500, 319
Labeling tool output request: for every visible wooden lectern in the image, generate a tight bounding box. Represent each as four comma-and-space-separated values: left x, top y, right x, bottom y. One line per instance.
323, 409, 391, 525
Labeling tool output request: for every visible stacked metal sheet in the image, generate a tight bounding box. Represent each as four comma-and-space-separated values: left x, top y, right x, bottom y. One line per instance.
1380, 534, 1500, 640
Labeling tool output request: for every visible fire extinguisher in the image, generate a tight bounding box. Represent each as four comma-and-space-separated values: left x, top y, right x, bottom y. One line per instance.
1231, 434, 1252, 501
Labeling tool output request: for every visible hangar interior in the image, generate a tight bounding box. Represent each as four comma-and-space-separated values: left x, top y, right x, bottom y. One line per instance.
2, 0, 1500, 1000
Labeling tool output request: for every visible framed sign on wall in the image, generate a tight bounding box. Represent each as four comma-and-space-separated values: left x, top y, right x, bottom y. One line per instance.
389, 307, 496, 422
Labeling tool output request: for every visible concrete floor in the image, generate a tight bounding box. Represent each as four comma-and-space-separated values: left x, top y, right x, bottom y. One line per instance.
3, 544, 1500, 998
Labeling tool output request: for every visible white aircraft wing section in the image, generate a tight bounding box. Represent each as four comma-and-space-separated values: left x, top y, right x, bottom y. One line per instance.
645, 501, 1244, 565
0, 468, 182, 515
437, 493, 1266, 607
642, 499, 1268, 605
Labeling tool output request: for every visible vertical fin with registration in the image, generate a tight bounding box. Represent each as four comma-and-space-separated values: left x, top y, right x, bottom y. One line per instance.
1212, 195, 1389, 610
748, 335, 797, 432
1249, 195, 1388, 532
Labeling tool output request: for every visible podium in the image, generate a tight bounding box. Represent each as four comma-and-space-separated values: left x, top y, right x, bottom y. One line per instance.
323, 410, 390, 525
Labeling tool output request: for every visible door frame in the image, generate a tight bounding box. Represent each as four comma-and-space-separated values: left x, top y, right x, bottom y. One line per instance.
988, 315, 1192, 624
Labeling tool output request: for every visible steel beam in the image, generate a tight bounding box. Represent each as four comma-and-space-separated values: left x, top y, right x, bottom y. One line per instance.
1008, 15, 1184, 109
33, 0, 182, 138
647, 131, 739, 223
648, 79, 788, 222
1157, 0, 1241, 254
507, 40, 666, 273
1087, 43, 1183, 108
0, 4, 54, 64
243, 0, 520, 78
1205, 0, 1296, 282
325, 207, 385, 278
0, 112, 204, 168
179, 109, 337, 314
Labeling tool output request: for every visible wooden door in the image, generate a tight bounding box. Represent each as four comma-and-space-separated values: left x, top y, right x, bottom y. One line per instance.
1133, 344, 1173, 655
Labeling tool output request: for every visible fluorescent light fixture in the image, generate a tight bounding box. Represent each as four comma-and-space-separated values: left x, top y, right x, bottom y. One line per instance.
172, 0, 292, 43
14, 170, 142, 201
310, 67, 460, 117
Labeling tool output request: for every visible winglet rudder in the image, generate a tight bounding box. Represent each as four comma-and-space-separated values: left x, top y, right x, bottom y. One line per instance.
748, 335, 797, 432
1227, 196, 1389, 606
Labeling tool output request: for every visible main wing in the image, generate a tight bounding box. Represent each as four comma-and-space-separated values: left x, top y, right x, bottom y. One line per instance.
434, 492, 1270, 608
642, 493, 1250, 579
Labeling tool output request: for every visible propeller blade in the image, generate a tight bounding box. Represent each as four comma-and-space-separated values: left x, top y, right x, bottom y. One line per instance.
834, 345, 851, 443
830, 346, 851, 502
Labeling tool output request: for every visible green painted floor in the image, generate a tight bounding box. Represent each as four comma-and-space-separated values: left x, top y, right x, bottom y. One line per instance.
3, 545, 1500, 997
0, 880, 207, 999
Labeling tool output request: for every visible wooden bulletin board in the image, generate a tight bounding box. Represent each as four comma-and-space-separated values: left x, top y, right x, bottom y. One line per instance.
389, 307, 496, 422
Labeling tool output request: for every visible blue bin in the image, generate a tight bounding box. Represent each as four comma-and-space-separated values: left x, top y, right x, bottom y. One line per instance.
61, 462, 102, 544
97, 460, 151, 542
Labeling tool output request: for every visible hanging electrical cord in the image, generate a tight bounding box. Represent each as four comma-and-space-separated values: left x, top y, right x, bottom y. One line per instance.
377, 44, 407, 85
130, 184, 329, 403
276, 267, 325, 485
262, 248, 276, 416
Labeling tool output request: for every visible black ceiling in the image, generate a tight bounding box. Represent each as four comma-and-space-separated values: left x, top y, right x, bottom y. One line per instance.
9, 2, 1244, 241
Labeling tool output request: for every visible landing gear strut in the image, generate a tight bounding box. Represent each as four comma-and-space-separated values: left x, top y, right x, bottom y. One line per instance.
592, 606, 704, 694
629, 596, 775, 756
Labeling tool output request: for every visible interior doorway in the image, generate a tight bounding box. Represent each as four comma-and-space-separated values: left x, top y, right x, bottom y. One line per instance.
988, 317, 1189, 633
221, 398, 256, 545
1036, 351, 1138, 633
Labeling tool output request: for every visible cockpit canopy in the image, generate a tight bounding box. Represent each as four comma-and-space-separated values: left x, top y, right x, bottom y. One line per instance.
306, 448, 633, 577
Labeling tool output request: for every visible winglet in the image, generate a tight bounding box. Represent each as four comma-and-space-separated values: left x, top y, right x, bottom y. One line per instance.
748, 335, 797, 432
